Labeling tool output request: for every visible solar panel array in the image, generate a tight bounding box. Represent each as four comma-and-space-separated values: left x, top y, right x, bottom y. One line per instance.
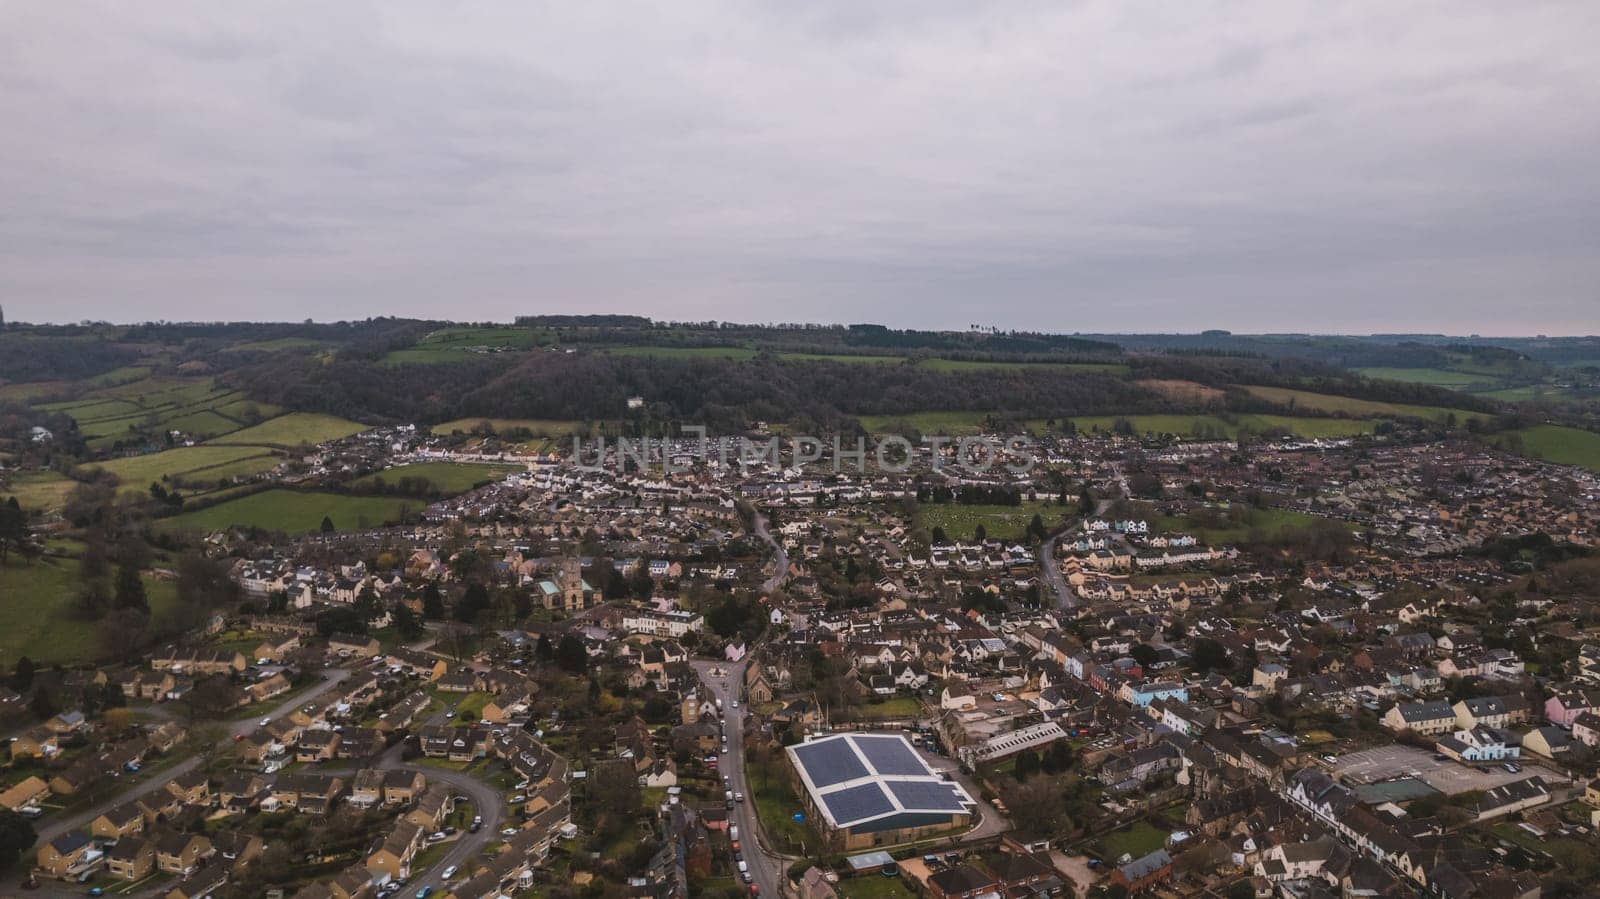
820, 782, 894, 824
886, 779, 969, 812
791, 737, 870, 787
853, 735, 927, 775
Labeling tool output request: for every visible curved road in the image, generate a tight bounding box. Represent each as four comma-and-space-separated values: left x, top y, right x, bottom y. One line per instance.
751, 510, 788, 594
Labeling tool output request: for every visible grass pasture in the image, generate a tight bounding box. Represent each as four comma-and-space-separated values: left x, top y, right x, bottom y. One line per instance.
350, 461, 520, 494
206, 412, 365, 447
1240, 385, 1489, 426
1044, 413, 1377, 440
1498, 424, 1600, 472
0, 470, 77, 513
0, 555, 179, 666
381, 326, 552, 364
853, 410, 1005, 435
430, 418, 589, 436
774, 352, 905, 365
918, 358, 1130, 374
1354, 367, 1492, 388
601, 345, 757, 361
85, 445, 280, 495
156, 490, 418, 535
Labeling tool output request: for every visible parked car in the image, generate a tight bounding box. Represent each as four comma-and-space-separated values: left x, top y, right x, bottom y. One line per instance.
442, 866, 458, 879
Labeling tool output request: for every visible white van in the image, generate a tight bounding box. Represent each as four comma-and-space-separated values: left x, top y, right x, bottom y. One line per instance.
737, 860, 749, 874
730, 825, 739, 841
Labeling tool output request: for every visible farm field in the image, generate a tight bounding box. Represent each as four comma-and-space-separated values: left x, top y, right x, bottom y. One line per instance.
919, 358, 1130, 374
0, 555, 179, 666
1042, 413, 1378, 440
86, 445, 280, 495
350, 461, 521, 494
157, 489, 418, 534
1354, 367, 1492, 387
207, 412, 365, 447
32, 375, 284, 448
430, 418, 589, 436
601, 345, 758, 361
0, 470, 77, 512
222, 337, 335, 353
380, 325, 553, 363
774, 352, 904, 365
853, 410, 1008, 435
1498, 424, 1600, 472
1240, 385, 1489, 425
916, 501, 1065, 542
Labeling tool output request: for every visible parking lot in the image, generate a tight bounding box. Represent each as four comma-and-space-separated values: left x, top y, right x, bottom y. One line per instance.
1334, 745, 1530, 795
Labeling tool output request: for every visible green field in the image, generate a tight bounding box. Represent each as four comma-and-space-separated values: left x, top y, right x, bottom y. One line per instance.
855, 409, 1377, 440
1497, 424, 1600, 472
207, 412, 365, 447
350, 462, 521, 494
0, 555, 179, 666
1045, 413, 1378, 440
430, 417, 589, 436
1241, 385, 1489, 426
0, 470, 78, 513
223, 337, 335, 353
919, 358, 1130, 374
774, 352, 904, 365
853, 410, 1006, 435
156, 489, 418, 534
31, 375, 285, 448
1354, 367, 1492, 388
917, 501, 1063, 542
86, 445, 281, 495
602, 345, 758, 361
381, 326, 553, 364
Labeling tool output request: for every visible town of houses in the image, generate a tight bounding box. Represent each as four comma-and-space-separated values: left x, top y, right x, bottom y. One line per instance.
4, 418, 1600, 899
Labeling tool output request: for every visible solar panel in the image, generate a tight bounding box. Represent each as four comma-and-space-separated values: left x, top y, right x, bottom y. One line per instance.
851, 735, 927, 776
792, 738, 869, 788
886, 779, 969, 812
821, 782, 894, 825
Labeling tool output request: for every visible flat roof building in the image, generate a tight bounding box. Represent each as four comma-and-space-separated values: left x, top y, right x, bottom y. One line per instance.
786, 732, 974, 850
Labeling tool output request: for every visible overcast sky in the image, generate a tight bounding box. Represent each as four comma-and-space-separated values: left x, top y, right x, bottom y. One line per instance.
2, 2, 1596, 334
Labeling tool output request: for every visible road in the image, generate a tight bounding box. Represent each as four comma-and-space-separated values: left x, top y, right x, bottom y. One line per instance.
1039, 494, 1112, 611
23, 667, 353, 897
751, 510, 788, 594
691, 659, 784, 898
326, 738, 506, 898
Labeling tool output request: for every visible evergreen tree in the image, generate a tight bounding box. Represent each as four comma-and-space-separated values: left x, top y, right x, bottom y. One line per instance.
421, 582, 445, 620
320, 515, 336, 533
556, 634, 587, 674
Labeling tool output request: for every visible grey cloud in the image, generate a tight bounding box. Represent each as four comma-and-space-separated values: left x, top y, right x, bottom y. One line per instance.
0, 0, 1596, 333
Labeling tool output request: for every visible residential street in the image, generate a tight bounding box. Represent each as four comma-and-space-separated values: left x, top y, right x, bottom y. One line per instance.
691, 659, 785, 898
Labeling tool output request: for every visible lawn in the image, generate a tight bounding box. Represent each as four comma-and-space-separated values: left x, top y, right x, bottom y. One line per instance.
1497, 424, 1600, 472
746, 756, 823, 856
350, 462, 520, 495
0, 470, 77, 513
156, 489, 418, 535
1354, 367, 1492, 388
1240, 385, 1489, 426
0, 555, 179, 666
207, 412, 366, 447
1096, 820, 1169, 862
837, 876, 917, 899
916, 501, 1065, 542
850, 696, 924, 720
